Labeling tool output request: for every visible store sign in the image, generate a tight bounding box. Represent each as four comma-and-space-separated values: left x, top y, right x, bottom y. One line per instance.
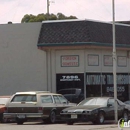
106, 86, 125, 92
61, 55, 79, 67
60, 75, 81, 81
104, 55, 113, 66
117, 56, 127, 67
86, 73, 129, 85
88, 54, 99, 66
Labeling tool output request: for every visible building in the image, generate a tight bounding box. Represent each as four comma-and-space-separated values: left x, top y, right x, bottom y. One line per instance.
38, 19, 130, 102
0, 22, 47, 95
0, 19, 130, 102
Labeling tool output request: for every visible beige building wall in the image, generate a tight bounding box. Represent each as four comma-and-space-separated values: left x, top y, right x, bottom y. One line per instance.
47, 48, 130, 94
52, 49, 129, 74
85, 49, 129, 73
56, 50, 85, 73
0, 22, 47, 95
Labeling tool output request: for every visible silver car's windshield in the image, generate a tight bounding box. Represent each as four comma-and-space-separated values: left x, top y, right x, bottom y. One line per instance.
78, 98, 107, 106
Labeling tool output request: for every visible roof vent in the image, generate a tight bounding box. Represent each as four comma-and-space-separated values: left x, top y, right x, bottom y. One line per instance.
8, 21, 12, 24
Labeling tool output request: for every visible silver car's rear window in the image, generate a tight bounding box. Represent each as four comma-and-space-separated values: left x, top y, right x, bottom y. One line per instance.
11, 95, 37, 102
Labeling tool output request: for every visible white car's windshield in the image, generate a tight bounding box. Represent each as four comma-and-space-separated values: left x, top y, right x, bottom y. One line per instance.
78, 98, 107, 106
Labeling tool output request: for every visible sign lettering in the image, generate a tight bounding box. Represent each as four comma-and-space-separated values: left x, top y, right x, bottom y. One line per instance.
61, 55, 79, 67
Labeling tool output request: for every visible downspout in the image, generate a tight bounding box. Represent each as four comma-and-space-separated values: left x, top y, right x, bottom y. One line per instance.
46, 50, 48, 91
84, 49, 86, 99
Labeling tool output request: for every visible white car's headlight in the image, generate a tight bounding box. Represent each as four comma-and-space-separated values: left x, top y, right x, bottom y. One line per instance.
82, 111, 91, 114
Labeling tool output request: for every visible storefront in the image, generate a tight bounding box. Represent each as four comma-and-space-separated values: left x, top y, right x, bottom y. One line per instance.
86, 73, 129, 102
56, 73, 129, 103
56, 73, 84, 103
37, 19, 130, 103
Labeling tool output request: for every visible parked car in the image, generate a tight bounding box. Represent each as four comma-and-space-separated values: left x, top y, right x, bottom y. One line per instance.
0, 96, 11, 123
3, 91, 76, 125
57, 88, 84, 103
60, 97, 130, 125
124, 100, 130, 105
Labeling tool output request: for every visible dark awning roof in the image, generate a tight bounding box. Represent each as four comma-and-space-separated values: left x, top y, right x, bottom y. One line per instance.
37, 19, 130, 48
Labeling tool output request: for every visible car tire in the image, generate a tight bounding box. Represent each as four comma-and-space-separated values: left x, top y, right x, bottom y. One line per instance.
67, 121, 74, 125
0, 114, 5, 123
96, 111, 105, 124
0, 115, 3, 123
16, 119, 24, 125
44, 111, 56, 124
123, 111, 129, 122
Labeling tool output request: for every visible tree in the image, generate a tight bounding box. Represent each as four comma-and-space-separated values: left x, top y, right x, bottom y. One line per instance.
21, 13, 77, 23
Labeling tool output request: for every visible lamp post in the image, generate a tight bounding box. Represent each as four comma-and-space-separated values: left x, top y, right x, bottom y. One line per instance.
112, 0, 118, 123
47, 0, 50, 20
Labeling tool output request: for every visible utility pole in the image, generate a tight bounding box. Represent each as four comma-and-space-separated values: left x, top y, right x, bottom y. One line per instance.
47, 0, 50, 20
112, 0, 118, 123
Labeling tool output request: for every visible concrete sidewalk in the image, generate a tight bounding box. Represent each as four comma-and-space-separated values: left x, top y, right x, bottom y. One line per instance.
0, 121, 129, 130
70, 121, 127, 130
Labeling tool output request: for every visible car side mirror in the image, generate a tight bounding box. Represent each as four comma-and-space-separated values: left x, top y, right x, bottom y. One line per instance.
107, 103, 112, 107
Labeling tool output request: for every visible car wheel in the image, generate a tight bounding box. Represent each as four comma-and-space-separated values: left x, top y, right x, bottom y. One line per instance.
16, 119, 24, 125
46, 111, 56, 124
97, 111, 105, 124
67, 121, 74, 125
123, 111, 129, 122
0, 114, 4, 123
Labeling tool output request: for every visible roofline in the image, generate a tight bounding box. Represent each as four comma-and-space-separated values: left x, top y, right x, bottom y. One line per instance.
42, 19, 84, 24
42, 19, 110, 24
37, 42, 130, 48
41, 19, 130, 27
15, 91, 50, 95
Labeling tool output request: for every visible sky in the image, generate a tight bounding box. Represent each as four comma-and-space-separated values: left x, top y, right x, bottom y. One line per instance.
0, 0, 130, 24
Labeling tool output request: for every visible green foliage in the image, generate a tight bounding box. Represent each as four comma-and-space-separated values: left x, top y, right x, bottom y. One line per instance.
21, 13, 77, 23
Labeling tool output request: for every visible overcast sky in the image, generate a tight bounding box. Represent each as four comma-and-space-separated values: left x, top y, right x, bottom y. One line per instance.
0, 0, 130, 24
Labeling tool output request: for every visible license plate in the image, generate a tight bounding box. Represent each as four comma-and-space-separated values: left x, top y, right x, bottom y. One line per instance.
71, 114, 77, 119
17, 115, 25, 119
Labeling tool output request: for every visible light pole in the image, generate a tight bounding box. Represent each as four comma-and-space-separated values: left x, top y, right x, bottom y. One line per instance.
112, 0, 118, 123
47, 0, 50, 20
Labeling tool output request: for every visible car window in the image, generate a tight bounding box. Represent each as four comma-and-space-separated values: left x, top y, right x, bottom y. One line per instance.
58, 89, 76, 94
117, 99, 125, 105
96, 98, 107, 106
124, 101, 130, 105
58, 95, 68, 103
108, 98, 114, 106
41, 95, 53, 103
78, 98, 96, 106
0, 98, 9, 105
78, 98, 107, 106
53, 95, 61, 104
11, 95, 36, 102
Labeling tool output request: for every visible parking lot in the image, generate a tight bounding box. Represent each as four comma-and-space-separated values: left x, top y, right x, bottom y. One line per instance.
0, 121, 129, 130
